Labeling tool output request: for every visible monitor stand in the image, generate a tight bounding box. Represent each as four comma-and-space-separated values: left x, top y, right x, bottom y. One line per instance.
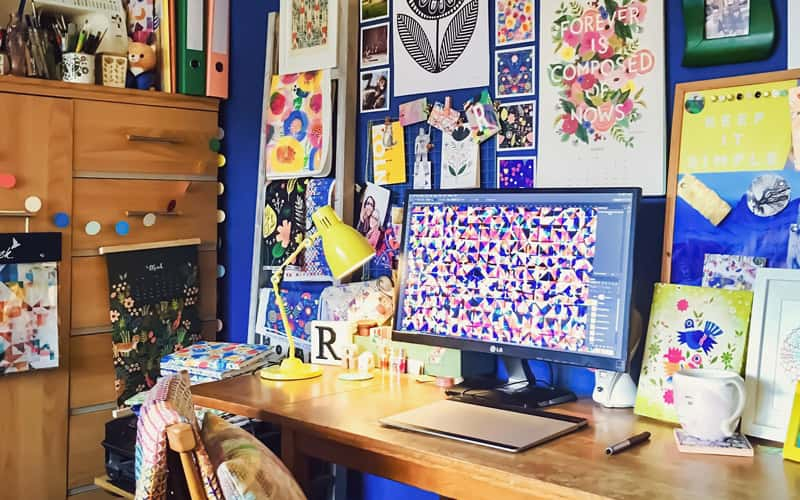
445, 356, 577, 410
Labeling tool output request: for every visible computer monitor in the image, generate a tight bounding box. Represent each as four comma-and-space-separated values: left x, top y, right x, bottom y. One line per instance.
393, 188, 640, 408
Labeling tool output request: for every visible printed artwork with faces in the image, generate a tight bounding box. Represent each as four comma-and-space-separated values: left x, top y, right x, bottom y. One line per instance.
400, 204, 598, 351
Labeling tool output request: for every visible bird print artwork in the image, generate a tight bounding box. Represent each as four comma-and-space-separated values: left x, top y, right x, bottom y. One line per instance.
678, 319, 724, 354
635, 284, 753, 424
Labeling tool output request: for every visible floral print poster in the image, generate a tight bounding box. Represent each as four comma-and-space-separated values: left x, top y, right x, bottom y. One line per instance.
106, 244, 202, 406
537, 0, 666, 195
263, 179, 307, 269
496, 0, 535, 45
291, 0, 329, 50
263, 71, 331, 178
497, 101, 536, 151
634, 284, 753, 423
496, 46, 535, 98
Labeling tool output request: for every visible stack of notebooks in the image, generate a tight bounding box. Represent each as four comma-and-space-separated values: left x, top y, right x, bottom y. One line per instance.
160, 341, 270, 384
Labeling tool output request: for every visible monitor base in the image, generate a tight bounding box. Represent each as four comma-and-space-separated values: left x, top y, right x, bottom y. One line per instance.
445, 356, 577, 409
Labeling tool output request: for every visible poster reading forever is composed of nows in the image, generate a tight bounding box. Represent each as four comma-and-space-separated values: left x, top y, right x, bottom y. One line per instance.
393, 0, 489, 96
537, 1, 666, 195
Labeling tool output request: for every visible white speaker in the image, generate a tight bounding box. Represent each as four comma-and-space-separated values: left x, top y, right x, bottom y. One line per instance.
593, 370, 637, 408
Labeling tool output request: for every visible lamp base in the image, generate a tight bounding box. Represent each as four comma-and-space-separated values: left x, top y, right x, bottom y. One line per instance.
259, 356, 323, 381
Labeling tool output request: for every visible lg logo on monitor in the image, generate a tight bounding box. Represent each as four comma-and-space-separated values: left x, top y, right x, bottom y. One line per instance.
490, 345, 504, 354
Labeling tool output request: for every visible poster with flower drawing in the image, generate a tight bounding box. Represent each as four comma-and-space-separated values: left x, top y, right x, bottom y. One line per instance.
262, 179, 307, 269
537, 0, 666, 195
634, 284, 753, 423
497, 101, 536, 151
106, 244, 202, 406
496, 0, 535, 46
496, 46, 535, 98
263, 71, 331, 179
279, 0, 338, 73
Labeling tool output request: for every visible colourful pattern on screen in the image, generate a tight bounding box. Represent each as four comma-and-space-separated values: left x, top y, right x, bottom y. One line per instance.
400, 204, 597, 351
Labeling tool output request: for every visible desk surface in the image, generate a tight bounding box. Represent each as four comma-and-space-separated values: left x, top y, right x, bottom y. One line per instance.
193, 370, 799, 499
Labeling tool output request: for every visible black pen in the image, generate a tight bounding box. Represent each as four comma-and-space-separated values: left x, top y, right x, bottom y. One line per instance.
605, 431, 651, 456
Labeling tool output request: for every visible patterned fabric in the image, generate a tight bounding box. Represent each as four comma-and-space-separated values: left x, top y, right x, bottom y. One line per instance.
201, 413, 306, 500
161, 341, 270, 372
263, 179, 306, 269
135, 374, 223, 500
107, 244, 202, 406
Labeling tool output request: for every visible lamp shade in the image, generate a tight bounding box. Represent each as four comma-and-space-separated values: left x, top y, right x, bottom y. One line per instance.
312, 206, 375, 279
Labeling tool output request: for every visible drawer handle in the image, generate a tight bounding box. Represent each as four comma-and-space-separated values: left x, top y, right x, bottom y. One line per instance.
125, 210, 183, 217
126, 134, 183, 145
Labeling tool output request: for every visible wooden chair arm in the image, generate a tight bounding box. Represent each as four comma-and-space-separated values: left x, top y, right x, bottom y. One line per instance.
167, 423, 207, 500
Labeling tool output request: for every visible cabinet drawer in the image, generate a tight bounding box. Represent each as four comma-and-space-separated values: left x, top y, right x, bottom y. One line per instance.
74, 100, 218, 177
72, 178, 217, 251
69, 410, 113, 489
70, 334, 115, 408
72, 251, 217, 330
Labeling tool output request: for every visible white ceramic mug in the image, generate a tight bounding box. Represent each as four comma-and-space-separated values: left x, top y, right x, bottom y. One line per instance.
674, 369, 746, 441
62, 52, 94, 84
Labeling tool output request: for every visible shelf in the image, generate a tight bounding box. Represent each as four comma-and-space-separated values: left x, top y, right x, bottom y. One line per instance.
0, 75, 219, 112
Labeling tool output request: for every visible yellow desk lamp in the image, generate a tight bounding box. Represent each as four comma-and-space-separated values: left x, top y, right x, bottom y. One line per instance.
260, 206, 375, 381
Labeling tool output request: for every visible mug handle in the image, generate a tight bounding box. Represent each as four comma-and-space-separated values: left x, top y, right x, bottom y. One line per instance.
721, 376, 746, 437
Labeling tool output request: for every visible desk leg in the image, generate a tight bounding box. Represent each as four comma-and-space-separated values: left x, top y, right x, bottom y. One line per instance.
282, 428, 312, 494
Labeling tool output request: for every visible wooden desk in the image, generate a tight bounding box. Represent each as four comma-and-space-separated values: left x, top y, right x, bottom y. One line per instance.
193, 369, 800, 500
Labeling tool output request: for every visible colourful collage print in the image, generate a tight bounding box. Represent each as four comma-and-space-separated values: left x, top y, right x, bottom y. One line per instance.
400, 204, 598, 351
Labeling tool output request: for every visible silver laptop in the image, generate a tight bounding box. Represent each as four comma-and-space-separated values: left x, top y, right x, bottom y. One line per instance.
380, 399, 587, 453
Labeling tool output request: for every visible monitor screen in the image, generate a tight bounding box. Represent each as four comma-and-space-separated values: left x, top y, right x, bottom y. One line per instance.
393, 189, 639, 372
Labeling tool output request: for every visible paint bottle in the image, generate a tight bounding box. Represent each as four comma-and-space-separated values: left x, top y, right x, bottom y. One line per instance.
399, 349, 408, 374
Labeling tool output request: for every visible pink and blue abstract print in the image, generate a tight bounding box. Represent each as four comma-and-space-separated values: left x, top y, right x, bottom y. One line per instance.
401, 204, 597, 351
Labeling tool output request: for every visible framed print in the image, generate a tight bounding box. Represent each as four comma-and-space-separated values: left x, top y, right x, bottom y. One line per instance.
496, 100, 535, 151
497, 157, 535, 189
496, 0, 535, 46
681, 0, 774, 66
361, 68, 390, 113
361, 22, 390, 68
279, 0, 339, 74
361, 0, 389, 22
537, 0, 666, 195
495, 46, 535, 98
742, 268, 800, 442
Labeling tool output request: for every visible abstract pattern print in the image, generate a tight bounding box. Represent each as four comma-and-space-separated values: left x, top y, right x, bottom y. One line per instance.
400, 204, 598, 350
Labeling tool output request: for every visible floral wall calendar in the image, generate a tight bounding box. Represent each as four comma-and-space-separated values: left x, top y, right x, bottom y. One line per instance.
537, 1, 666, 195
634, 284, 753, 423
106, 244, 202, 406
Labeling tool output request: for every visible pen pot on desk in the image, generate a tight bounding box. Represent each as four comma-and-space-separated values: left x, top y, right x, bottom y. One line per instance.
62, 52, 94, 84
98, 54, 127, 88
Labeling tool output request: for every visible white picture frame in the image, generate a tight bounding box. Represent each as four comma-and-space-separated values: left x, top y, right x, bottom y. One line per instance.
279, 0, 339, 74
360, 0, 389, 23
360, 22, 390, 69
742, 268, 800, 442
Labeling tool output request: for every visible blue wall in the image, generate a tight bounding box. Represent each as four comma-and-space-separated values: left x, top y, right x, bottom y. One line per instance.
221, 1, 789, 498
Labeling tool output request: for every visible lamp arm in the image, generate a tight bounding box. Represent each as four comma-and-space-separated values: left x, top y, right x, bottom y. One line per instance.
270, 233, 320, 360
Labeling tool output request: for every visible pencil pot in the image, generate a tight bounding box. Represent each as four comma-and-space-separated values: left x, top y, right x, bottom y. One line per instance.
98, 54, 127, 88
62, 52, 94, 84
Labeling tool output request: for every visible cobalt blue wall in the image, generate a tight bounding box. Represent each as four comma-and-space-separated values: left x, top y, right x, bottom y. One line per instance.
221, 1, 789, 498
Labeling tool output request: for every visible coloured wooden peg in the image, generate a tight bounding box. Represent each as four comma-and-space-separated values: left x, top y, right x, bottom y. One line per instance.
24, 196, 42, 213
115, 221, 130, 236
85, 221, 102, 236
0, 173, 17, 189
143, 213, 157, 227
53, 212, 70, 228
209, 138, 221, 152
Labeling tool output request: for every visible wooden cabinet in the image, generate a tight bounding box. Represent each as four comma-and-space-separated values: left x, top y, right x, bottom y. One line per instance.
73, 101, 219, 177
0, 76, 219, 499
0, 92, 73, 500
